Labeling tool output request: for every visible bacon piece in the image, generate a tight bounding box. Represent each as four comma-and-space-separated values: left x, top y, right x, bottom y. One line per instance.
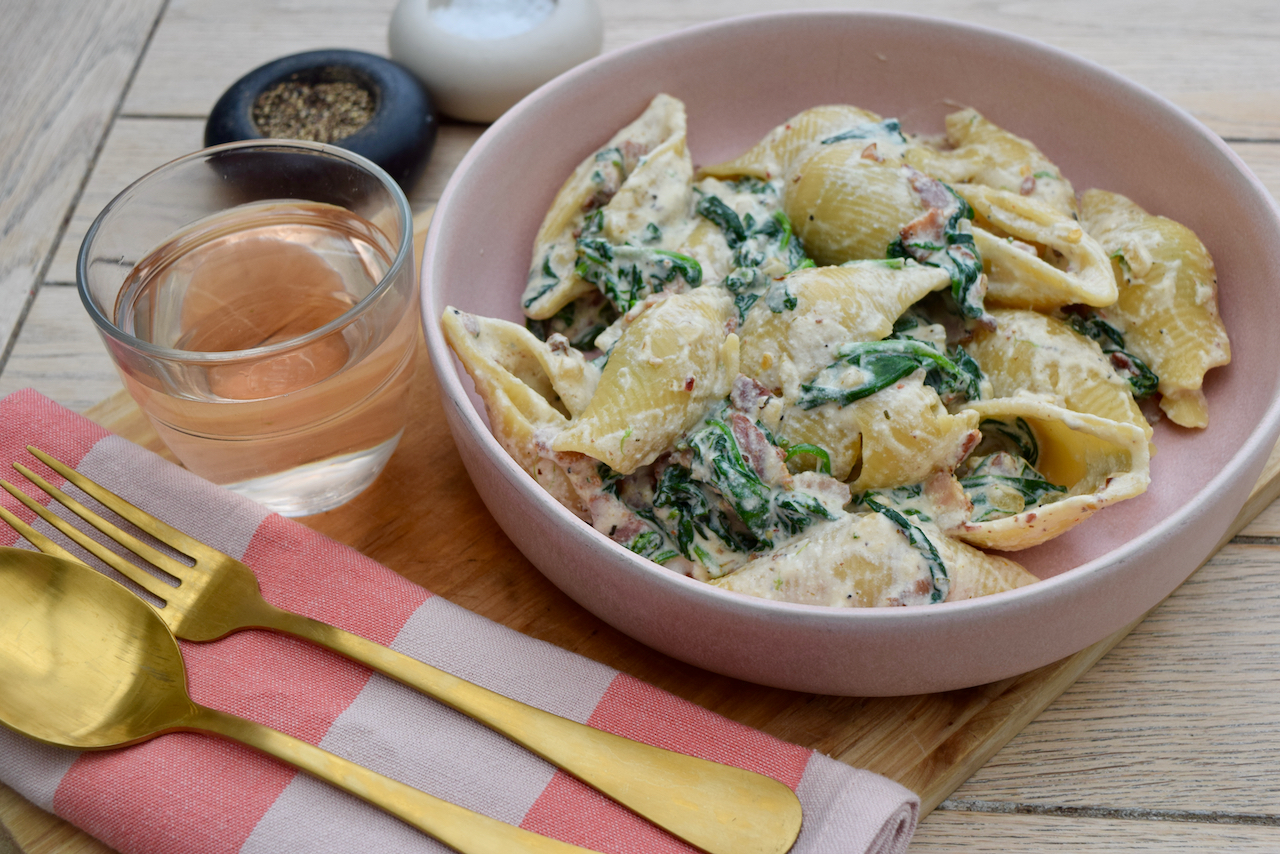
906, 167, 955, 211
730, 374, 773, 413
729, 412, 790, 487
899, 206, 947, 249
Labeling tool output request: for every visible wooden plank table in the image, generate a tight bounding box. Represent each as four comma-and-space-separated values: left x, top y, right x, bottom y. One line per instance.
3, 1, 1280, 852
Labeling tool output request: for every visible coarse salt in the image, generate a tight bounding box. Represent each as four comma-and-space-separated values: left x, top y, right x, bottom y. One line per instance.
429, 0, 556, 40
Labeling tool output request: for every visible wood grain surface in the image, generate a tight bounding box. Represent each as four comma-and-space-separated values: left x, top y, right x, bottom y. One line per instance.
0, 0, 164, 362
3, 1, 1280, 852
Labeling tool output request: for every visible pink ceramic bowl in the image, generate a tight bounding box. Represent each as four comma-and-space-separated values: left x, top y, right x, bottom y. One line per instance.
422, 11, 1280, 696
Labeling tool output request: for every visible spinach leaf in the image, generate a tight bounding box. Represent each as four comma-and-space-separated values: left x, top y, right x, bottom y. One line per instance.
574, 210, 703, 312
653, 460, 758, 558
960, 453, 1068, 522
887, 185, 988, 322
798, 339, 973, 410
887, 318, 984, 405
652, 416, 838, 556
890, 310, 928, 337
695, 187, 812, 321
695, 194, 748, 247
728, 176, 773, 194
855, 491, 950, 604
688, 420, 774, 534
627, 529, 681, 564
928, 345, 984, 404
628, 508, 683, 565
820, 118, 908, 146
1066, 313, 1159, 399
523, 254, 560, 309
783, 443, 833, 475
733, 292, 760, 317
764, 277, 798, 313
774, 492, 838, 537
598, 462, 624, 497
525, 293, 613, 350
977, 417, 1040, 466
593, 146, 624, 174
859, 483, 929, 521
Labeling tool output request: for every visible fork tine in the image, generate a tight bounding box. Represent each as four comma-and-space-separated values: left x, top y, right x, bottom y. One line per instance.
7, 462, 192, 600
26, 446, 216, 562
0, 478, 176, 602
0, 499, 79, 563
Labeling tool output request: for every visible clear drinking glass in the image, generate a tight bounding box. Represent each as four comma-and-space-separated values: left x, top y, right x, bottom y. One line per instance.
78, 140, 420, 516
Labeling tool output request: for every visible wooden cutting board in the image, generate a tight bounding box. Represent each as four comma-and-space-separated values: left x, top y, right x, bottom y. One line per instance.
5, 350, 1280, 854
4, 216, 1279, 850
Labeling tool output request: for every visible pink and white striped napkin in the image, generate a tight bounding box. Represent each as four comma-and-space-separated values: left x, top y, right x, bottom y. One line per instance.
0, 389, 919, 854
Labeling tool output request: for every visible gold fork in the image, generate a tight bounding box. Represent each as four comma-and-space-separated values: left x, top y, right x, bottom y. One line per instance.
0, 446, 802, 854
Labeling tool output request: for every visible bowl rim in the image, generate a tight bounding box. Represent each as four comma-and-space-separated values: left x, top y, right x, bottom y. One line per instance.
422, 9, 1280, 629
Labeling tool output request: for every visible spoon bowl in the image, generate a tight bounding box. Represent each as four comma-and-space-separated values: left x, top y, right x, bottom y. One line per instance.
0, 548, 629, 854
0, 548, 192, 749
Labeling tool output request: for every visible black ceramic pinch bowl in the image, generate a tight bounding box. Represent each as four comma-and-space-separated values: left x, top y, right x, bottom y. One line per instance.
206, 49, 437, 189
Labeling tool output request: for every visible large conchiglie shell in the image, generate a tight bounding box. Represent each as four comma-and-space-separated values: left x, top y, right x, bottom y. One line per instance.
956, 184, 1116, 309
775, 398, 863, 482
1080, 189, 1231, 429
445, 310, 603, 419
971, 228, 1111, 311
739, 261, 951, 394
602, 129, 694, 242
939, 534, 1041, 601
969, 308, 1152, 442
679, 217, 735, 285
697, 104, 884, 181
553, 290, 739, 474
713, 511, 938, 607
784, 146, 926, 266
713, 508, 1036, 607
955, 396, 1150, 551
904, 107, 1077, 217
523, 94, 687, 319
777, 372, 979, 487
441, 308, 589, 519
846, 376, 980, 491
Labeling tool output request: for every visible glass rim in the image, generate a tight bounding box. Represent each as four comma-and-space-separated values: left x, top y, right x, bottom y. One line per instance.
76, 138, 415, 364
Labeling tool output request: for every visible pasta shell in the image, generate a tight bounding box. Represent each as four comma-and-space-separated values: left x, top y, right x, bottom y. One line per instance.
968, 308, 1152, 442
697, 104, 886, 181
1080, 189, 1231, 428
956, 184, 1117, 309
678, 216, 735, 287
441, 308, 599, 518
937, 534, 1042, 601
847, 375, 980, 491
777, 371, 979, 488
904, 108, 1078, 217
713, 501, 1036, 607
601, 129, 695, 243
738, 260, 951, 395
523, 94, 689, 319
784, 145, 926, 266
954, 395, 1150, 551
553, 290, 740, 474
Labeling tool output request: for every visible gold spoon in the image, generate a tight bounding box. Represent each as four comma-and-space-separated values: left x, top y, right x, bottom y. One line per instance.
0, 548, 609, 854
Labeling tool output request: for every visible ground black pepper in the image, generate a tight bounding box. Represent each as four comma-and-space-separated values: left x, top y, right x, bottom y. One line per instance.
252, 75, 375, 143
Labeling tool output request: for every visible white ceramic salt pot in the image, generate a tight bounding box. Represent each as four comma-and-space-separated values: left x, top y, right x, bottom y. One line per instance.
388, 0, 604, 123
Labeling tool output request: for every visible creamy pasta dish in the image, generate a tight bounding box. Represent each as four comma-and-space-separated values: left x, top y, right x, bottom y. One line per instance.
442, 94, 1231, 608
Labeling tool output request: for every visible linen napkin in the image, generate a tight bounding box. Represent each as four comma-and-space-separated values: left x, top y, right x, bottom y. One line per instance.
0, 389, 919, 854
